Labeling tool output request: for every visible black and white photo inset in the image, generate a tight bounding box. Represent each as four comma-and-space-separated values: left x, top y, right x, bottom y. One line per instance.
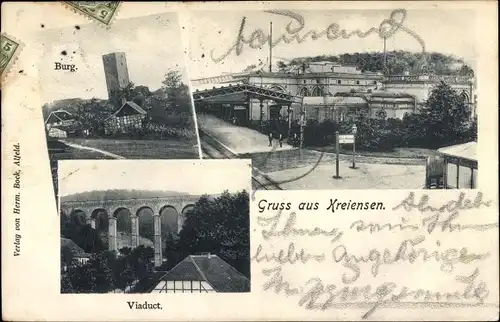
58, 159, 251, 294
38, 12, 200, 201
188, 9, 478, 190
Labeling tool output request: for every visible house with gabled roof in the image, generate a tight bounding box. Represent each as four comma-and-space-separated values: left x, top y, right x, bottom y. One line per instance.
45, 110, 76, 130
104, 101, 147, 134
61, 238, 91, 270
148, 254, 250, 293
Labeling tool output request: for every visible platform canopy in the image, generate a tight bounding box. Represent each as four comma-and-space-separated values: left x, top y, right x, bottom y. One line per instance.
192, 83, 302, 105
437, 141, 477, 162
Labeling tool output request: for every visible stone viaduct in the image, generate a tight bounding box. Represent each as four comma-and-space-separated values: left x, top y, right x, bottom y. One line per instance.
60, 194, 204, 267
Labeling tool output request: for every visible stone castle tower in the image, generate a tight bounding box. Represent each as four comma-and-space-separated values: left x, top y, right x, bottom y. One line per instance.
102, 52, 130, 106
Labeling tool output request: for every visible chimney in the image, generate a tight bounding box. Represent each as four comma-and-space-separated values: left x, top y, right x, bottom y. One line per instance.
121, 97, 126, 105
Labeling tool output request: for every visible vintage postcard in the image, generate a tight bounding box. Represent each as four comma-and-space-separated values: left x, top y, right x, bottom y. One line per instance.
1, 1, 498, 321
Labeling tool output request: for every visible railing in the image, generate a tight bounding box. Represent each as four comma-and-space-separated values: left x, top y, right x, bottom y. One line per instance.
385, 74, 472, 83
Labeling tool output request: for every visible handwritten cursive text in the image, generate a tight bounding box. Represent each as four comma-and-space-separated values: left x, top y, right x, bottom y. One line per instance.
211, 9, 425, 62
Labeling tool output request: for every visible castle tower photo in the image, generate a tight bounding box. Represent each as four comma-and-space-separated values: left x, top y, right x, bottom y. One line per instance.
102, 52, 130, 103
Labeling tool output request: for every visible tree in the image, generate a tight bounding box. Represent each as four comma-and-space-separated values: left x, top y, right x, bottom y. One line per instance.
131, 85, 152, 107
62, 222, 106, 254
72, 98, 113, 135
276, 61, 287, 71
158, 69, 193, 126
109, 82, 153, 109
66, 264, 95, 293
162, 70, 183, 89
177, 190, 250, 278
61, 245, 75, 267
375, 108, 387, 121
120, 267, 136, 291
113, 256, 135, 292
128, 245, 155, 279
469, 115, 478, 140
420, 81, 472, 147
119, 247, 132, 257
87, 251, 116, 293
61, 271, 75, 293
283, 51, 473, 76
109, 82, 135, 108
459, 64, 475, 77
163, 232, 181, 270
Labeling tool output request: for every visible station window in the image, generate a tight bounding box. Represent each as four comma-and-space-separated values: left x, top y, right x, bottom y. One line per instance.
337, 80, 342, 84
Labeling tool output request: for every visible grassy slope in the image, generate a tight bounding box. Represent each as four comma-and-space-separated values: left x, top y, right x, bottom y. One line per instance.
64, 138, 199, 159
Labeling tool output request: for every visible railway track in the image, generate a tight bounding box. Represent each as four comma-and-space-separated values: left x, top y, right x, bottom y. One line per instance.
199, 131, 282, 190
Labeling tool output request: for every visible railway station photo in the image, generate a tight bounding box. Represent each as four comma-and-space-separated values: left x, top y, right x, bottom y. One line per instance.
189, 9, 478, 190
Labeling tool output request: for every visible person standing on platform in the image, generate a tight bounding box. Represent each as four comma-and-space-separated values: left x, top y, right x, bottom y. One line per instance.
268, 132, 273, 147
279, 133, 283, 147
293, 133, 298, 147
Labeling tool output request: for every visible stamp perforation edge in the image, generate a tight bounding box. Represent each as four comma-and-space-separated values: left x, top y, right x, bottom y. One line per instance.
0, 33, 25, 87
60, 1, 122, 28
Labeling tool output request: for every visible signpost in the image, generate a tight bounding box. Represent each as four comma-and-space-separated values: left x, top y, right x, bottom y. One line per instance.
334, 124, 358, 178
338, 134, 354, 144
350, 124, 357, 169
334, 131, 340, 178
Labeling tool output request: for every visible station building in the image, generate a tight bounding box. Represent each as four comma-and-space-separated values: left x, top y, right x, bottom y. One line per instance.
192, 62, 476, 125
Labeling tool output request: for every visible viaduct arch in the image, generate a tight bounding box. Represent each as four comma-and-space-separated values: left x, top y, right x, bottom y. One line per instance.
60, 195, 202, 267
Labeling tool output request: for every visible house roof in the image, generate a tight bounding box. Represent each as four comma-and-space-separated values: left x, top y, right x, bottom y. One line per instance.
106, 101, 147, 121
192, 83, 301, 104
437, 141, 477, 161
45, 110, 75, 124
48, 127, 67, 134
149, 254, 250, 293
61, 238, 90, 257
119, 101, 147, 115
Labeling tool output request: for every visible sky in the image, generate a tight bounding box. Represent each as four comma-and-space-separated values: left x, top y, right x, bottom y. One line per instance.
187, 8, 477, 79
58, 160, 251, 197
37, 12, 189, 103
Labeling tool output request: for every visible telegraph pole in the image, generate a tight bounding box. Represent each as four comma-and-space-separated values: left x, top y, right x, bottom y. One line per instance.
383, 36, 387, 74
269, 22, 273, 72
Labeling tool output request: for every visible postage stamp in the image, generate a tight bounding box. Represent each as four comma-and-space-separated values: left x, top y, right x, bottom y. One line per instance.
0, 33, 22, 84
62, 1, 121, 26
